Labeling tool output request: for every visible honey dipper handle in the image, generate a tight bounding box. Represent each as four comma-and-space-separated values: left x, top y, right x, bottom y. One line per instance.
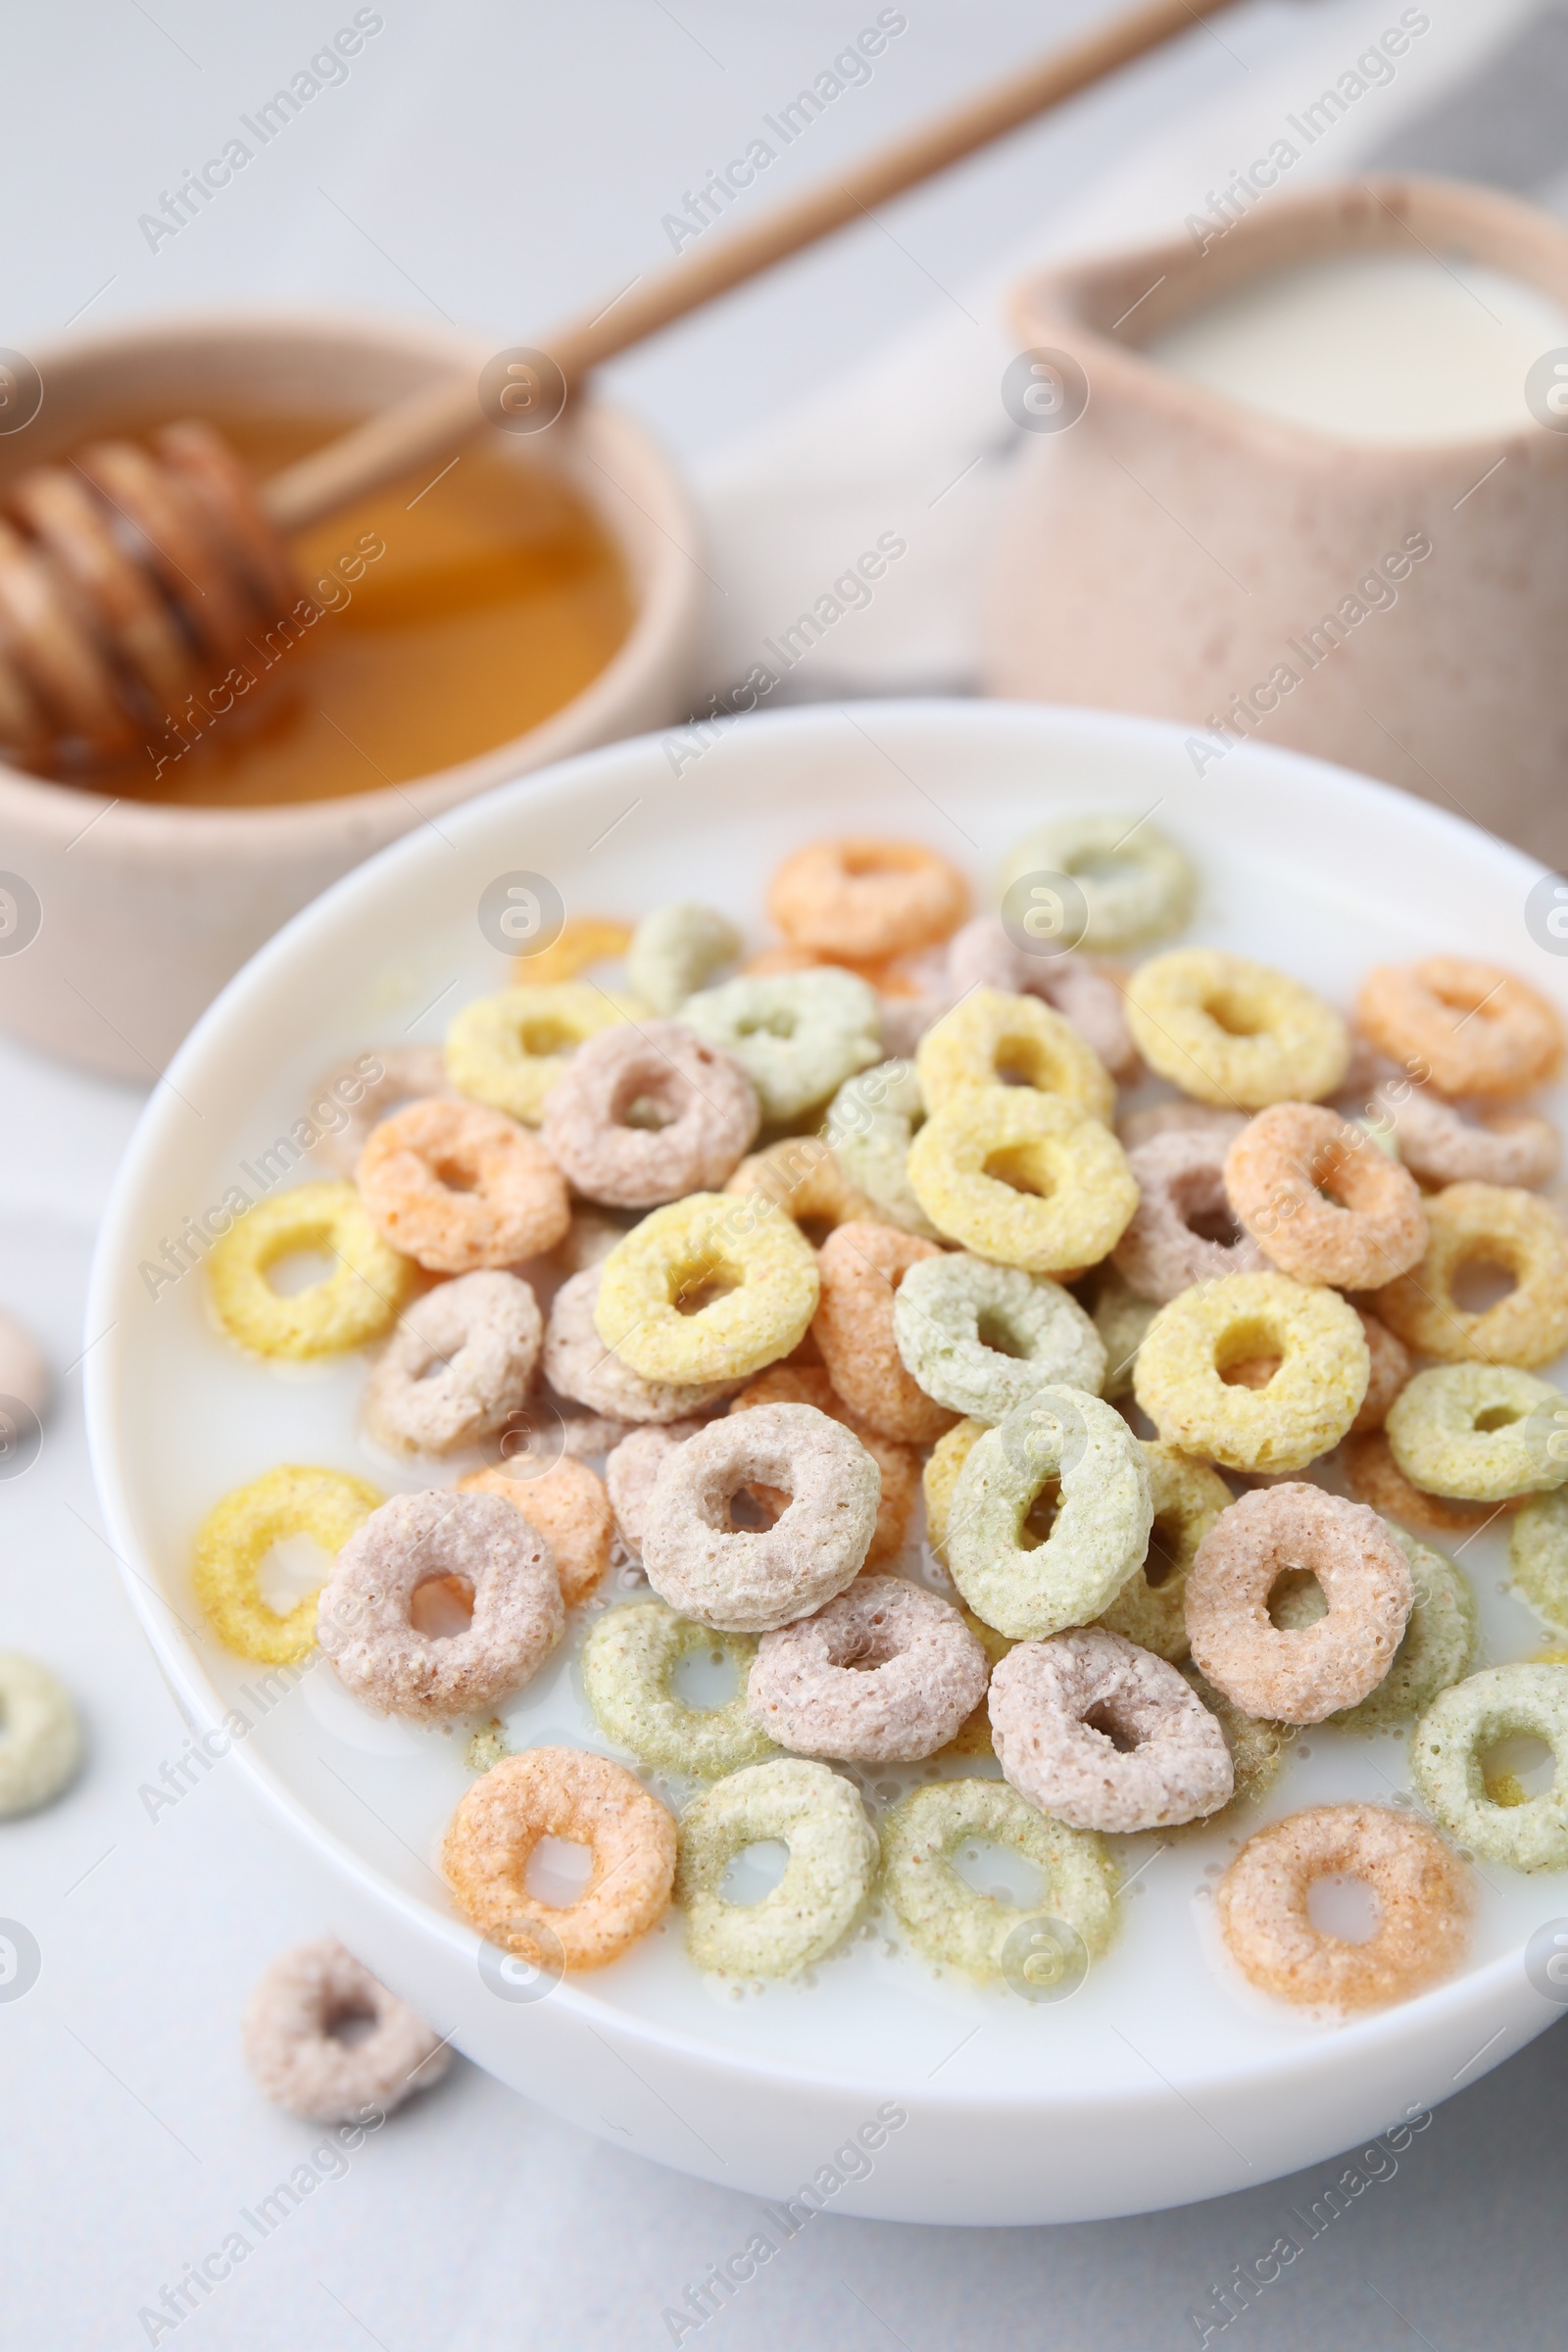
263, 0, 1245, 536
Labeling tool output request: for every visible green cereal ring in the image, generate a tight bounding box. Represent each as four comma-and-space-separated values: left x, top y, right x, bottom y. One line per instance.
906, 1086, 1139, 1275
922, 1417, 985, 1566
1385, 1365, 1568, 1503
916, 989, 1115, 1124
446, 983, 642, 1123
823, 1059, 938, 1238
880, 1779, 1117, 1981
0, 1653, 83, 1818
193, 1464, 385, 1663
594, 1192, 818, 1384
893, 1251, 1104, 1423
1091, 1267, 1158, 1403
1125, 949, 1348, 1108
1271, 1524, 1477, 1731
1511, 1491, 1568, 1631
680, 969, 881, 1122
946, 1387, 1152, 1640
580, 1598, 775, 1777
1097, 1444, 1233, 1661
1133, 1272, 1368, 1474
1000, 813, 1195, 951
626, 904, 741, 1013
675, 1757, 878, 1976
207, 1182, 414, 1359
1411, 1664, 1568, 1871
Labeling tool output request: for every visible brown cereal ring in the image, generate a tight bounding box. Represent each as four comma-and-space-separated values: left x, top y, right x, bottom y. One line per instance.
311, 1046, 453, 1179
540, 1020, 760, 1207
1216, 1803, 1473, 2011
1373, 1081, 1559, 1191
1341, 1431, 1522, 1537
730, 1365, 917, 1568
988, 1627, 1234, 1833
947, 916, 1136, 1074
917, 988, 1115, 1124
1184, 1484, 1413, 1724
604, 1421, 709, 1552
767, 836, 968, 961
515, 915, 632, 986
241, 1938, 451, 2124
1375, 1182, 1568, 1367
1112, 1125, 1272, 1304
1224, 1102, 1428, 1290
1350, 1308, 1412, 1434
442, 1746, 676, 1971
811, 1222, 957, 1445
1356, 957, 1563, 1101
362, 1271, 541, 1456
922, 1416, 985, 1567
723, 1135, 888, 1243
458, 1457, 613, 1607
358, 1098, 569, 1274
748, 1580, 988, 1762
545, 1265, 742, 1423
1097, 1442, 1235, 1661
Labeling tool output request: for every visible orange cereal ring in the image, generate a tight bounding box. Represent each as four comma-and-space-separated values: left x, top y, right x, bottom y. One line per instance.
1374, 1181, 1568, 1367
458, 1457, 613, 1606
811, 1222, 957, 1445
358, 1098, 569, 1273
514, 915, 631, 986
730, 1364, 918, 1568
1340, 1431, 1522, 1536
1356, 957, 1563, 1101
1224, 1102, 1427, 1289
767, 836, 968, 961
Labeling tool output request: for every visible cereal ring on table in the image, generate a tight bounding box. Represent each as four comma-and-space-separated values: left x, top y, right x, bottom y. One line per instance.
946, 1388, 1152, 1640
747, 1581, 988, 1763
1511, 1491, 1568, 1631
675, 1756, 877, 1976
0, 1653, 82, 1818
1374, 1182, 1568, 1367
1116, 1102, 1246, 1152
1133, 1272, 1369, 1474
443, 1746, 676, 1970
1113, 1126, 1271, 1305
359, 1099, 569, 1274
767, 836, 967, 961
1385, 1364, 1568, 1501
1341, 1431, 1520, 1538
515, 914, 631, 987
193, 1465, 385, 1663
310, 1046, 452, 1178
1183, 1484, 1413, 1724
446, 983, 642, 1124
241, 1938, 450, 2123
1413, 1666, 1568, 1870
916, 989, 1114, 1124
1224, 1102, 1427, 1289
582, 1597, 774, 1776
811, 1222, 956, 1445
594, 1193, 819, 1386
823, 1059, 939, 1239
626, 903, 742, 1012
947, 916, 1136, 1074
1125, 950, 1348, 1109
1356, 957, 1563, 1101
542, 1019, 760, 1208
907, 1087, 1139, 1275
990, 1628, 1233, 1832
318, 1489, 564, 1719
207, 1182, 414, 1359
604, 1421, 708, 1551
1089, 1267, 1157, 1402
922, 1417, 985, 1567
1270, 1523, 1476, 1732
1096, 1443, 1234, 1662
892, 1250, 1104, 1423
881, 1778, 1116, 1982
730, 1365, 917, 1568
723, 1135, 884, 1241
641, 1402, 880, 1632
680, 969, 881, 1123
1173, 1665, 1290, 1826
1350, 1309, 1410, 1434
1000, 813, 1195, 951
363, 1271, 541, 1456
1372, 1081, 1559, 1191
457, 1457, 612, 1607
546, 1266, 739, 1424
1216, 1804, 1473, 2010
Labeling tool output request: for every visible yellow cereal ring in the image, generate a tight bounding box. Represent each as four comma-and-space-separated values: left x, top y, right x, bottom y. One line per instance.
922, 1418, 985, 1567
1133, 1272, 1369, 1473
514, 916, 632, 987
445, 983, 643, 1123
906, 1085, 1138, 1273
916, 989, 1114, 1123
593, 1192, 818, 1385
1375, 1182, 1568, 1368
207, 1181, 413, 1359
1124, 949, 1348, 1108
193, 1465, 384, 1662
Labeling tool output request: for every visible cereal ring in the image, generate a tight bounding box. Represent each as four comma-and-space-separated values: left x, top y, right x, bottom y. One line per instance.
892, 1250, 1104, 1422
1133, 1272, 1369, 1473
1385, 1364, 1568, 1501
1374, 1182, 1568, 1367
999, 813, 1195, 951
515, 914, 632, 986
207, 1181, 414, 1358
947, 916, 1136, 1073
626, 903, 742, 1011
1174, 1665, 1290, 1824
457, 1457, 613, 1607
1096, 1443, 1234, 1661
1411, 1664, 1568, 1870
241, 1938, 451, 2124
907, 1087, 1139, 1274
581, 1597, 775, 1776
604, 1421, 708, 1551
541, 1020, 759, 1207
916, 989, 1114, 1124
447, 983, 644, 1124
723, 1134, 885, 1241
1350, 1309, 1411, 1434
922, 1417, 985, 1567
1224, 1103, 1427, 1289
193, 1465, 385, 1663
1341, 1431, 1520, 1537
812, 1223, 957, 1445
880, 1779, 1117, 1981
318, 1489, 564, 1719
730, 1365, 917, 1568
443, 1746, 676, 1969
946, 1388, 1152, 1640
1216, 1804, 1473, 2009
310, 1046, 452, 1178
358, 1099, 570, 1274
1113, 1126, 1272, 1304
363, 1271, 541, 1455
1125, 950, 1348, 1109
546, 1266, 740, 1424
680, 968, 882, 1122
594, 1193, 819, 1385
1356, 957, 1563, 1101
823, 1059, 939, 1238
640, 1402, 880, 1632
1090, 1267, 1158, 1401
989, 1628, 1233, 1832
0, 1653, 82, 1817
1372, 1080, 1559, 1190
675, 1756, 877, 1976
767, 837, 967, 961
1117, 1102, 1246, 1152
1269, 1523, 1476, 1732
1184, 1484, 1413, 1724
1511, 1490, 1568, 1631
747, 1581, 988, 1763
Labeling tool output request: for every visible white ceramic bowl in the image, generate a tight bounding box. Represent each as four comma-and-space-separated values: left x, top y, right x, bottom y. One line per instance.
85, 701, 1568, 2225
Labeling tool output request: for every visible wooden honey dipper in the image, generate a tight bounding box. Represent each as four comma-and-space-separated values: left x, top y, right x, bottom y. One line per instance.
0, 0, 1250, 771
